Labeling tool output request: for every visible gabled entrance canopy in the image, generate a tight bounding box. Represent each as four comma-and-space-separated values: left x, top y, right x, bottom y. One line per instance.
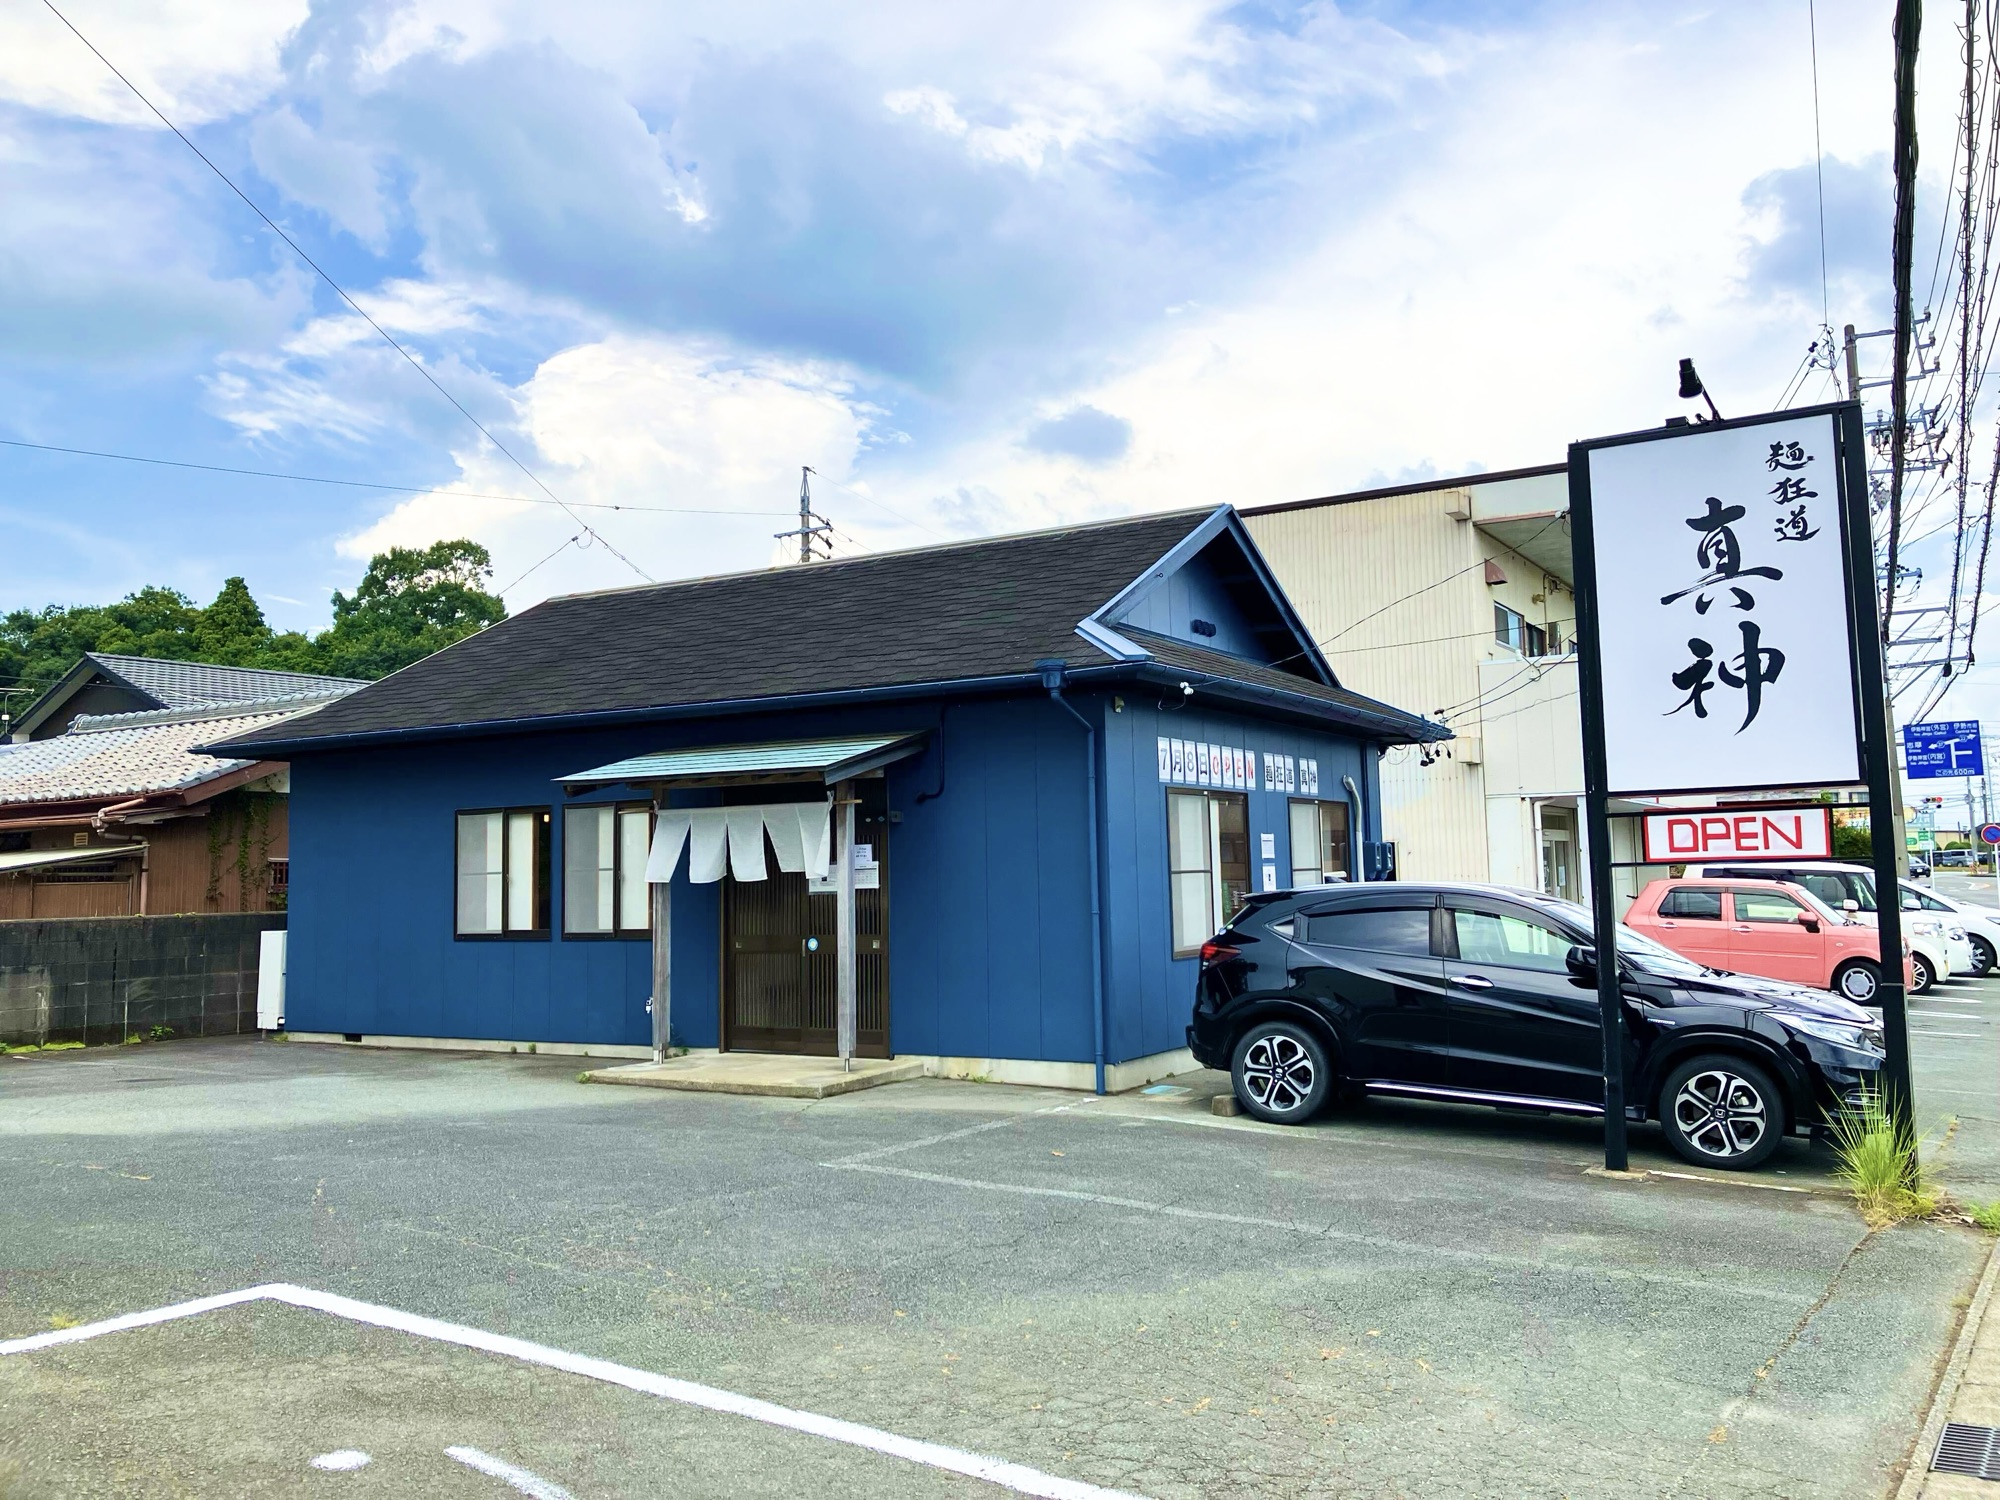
556, 732, 928, 792
555, 732, 927, 1072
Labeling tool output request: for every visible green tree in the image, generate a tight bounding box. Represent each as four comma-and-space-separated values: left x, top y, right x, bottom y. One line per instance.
0, 539, 504, 703
312, 540, 507, 679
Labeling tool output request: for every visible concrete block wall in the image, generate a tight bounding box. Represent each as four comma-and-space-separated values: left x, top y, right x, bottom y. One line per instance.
0, 913, 286, 1046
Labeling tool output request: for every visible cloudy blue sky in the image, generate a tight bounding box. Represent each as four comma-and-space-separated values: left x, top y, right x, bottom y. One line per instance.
0, 0, 1945, 666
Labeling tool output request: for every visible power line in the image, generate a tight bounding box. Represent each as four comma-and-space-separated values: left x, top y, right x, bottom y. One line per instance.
1325, 620, 1577, 655
1808, 0, 1833, 332
809, 472, 952, 540
0, 436, 792, 516
37, 0, 654, 586
497, 532, 584, 595
1313, 513, 1568, 652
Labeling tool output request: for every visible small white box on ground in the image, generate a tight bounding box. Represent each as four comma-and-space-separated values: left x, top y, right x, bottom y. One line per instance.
256, 930, 287, 1031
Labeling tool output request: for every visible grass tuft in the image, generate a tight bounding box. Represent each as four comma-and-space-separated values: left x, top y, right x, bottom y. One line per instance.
1829, 1089, 1940, 1226
1967, 1200, 2000, 1233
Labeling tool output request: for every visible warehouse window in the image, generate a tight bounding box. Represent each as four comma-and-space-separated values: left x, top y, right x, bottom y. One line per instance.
1288, 799, 1351, 887
456, 808, 550, 938
1168, 789, 1250, 957
564, 803, 653, 937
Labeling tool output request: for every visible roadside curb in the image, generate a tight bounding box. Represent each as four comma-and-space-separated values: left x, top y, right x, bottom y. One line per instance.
1895, 1232, 2000, 1500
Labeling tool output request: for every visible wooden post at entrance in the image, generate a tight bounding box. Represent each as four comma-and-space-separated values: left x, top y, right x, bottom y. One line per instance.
651, 796, 671, 1063
835, 781, 857, 1070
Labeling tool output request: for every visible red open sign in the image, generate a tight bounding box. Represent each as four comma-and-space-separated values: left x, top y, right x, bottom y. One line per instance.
1641, 807, 1834, 862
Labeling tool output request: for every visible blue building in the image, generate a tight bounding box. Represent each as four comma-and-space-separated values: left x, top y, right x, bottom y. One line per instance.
209, 506, 1444, 1090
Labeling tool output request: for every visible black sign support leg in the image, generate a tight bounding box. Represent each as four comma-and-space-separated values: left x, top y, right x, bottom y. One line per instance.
1567, 443, 1629, 1171
1839, 406, 1916, 1141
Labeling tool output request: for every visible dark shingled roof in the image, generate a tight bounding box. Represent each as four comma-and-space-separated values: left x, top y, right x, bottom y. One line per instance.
211, 508, 1442, 753
1120, 632, 1433, 728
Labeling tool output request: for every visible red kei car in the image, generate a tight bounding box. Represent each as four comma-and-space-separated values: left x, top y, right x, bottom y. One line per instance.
1624, 879, 1904, 1005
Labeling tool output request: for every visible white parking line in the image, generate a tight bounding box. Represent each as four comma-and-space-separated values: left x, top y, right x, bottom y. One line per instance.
1909, 1031, 1984, 1040
827, 1161, 1808, 1306
0, 1285, 1143, 1500
446, 1446, 575, 1499
827, 1097, 1100, 1167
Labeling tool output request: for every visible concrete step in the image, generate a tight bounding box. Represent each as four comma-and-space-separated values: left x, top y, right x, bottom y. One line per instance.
580, 1051, 924, 1099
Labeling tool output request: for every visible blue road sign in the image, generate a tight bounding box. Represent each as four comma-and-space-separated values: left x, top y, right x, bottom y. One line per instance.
1982, 823, 2000, 846
1903, 720, 1986, 779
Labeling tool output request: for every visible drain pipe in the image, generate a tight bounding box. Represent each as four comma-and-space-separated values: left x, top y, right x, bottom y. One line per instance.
1037, 659, 1108, 1096
1342, 773, 1366, 882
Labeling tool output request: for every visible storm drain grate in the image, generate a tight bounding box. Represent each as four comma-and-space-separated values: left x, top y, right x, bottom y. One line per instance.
1934, 1422, 2000, 1480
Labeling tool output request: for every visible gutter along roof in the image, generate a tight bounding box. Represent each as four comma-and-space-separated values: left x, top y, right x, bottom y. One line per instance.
209, 507, 1445, 756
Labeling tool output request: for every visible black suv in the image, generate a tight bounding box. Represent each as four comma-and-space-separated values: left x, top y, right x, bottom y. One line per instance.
1186, 882, 1885, 1170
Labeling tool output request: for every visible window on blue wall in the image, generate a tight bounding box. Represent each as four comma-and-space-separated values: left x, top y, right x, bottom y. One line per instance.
1288, 799, 1352, 887
564, 803, 653, 937
456, 808, 550, 938
1168, 789, 1250, 957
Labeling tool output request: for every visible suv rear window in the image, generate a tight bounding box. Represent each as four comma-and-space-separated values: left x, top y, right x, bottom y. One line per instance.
1659, 887, 1723, 920
1303, 907, 1432, 955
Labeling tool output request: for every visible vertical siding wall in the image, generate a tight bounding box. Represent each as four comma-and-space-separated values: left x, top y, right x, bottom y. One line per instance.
286, 699, 1097, 1059
0, 793, 289, 921
286, 692, 1380, 1067
290, 735, 660, 1048
1245, 494, 1489, 881
141, 792, 290, 915
1100, 693, 1376, 1064
883, 697, 1095, 1064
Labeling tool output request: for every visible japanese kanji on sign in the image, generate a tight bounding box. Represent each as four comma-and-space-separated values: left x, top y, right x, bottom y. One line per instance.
1579, 410, 1865, 795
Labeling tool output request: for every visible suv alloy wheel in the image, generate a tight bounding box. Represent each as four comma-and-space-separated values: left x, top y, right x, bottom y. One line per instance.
1230, 1020, 1332, 1124
1658, 1053, 1784, 1170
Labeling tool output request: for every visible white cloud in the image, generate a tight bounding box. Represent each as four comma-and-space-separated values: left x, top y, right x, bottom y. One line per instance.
335, 333, 880, 603
839, 1, 1895, 530
248, 104, 391, 249
0, 0, 305, 126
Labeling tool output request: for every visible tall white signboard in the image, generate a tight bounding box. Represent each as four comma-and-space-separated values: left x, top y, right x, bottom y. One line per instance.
1582, 412, 1863, 794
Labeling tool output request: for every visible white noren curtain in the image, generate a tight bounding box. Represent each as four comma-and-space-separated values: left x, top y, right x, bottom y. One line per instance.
647, 799, 833, 885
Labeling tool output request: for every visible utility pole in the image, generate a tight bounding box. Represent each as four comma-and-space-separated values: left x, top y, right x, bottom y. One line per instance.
1844, 324, 1863, 401
1886, 0, 1922, 641
773, 466, 834, 563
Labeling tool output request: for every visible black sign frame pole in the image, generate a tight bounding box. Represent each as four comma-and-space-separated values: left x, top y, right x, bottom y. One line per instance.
1836, 403, 1916, 1137
1565, 441, 1629, 1172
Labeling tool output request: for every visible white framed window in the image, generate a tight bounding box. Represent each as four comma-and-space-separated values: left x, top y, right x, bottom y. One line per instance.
1168, 789, 1250, 957
456, 808, 550, 938
563, 803, 653, 937
1288, 798, 1351, 888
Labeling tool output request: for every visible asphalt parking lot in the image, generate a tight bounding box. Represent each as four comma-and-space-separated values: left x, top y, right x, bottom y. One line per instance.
0, 1018, 1993, 1500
